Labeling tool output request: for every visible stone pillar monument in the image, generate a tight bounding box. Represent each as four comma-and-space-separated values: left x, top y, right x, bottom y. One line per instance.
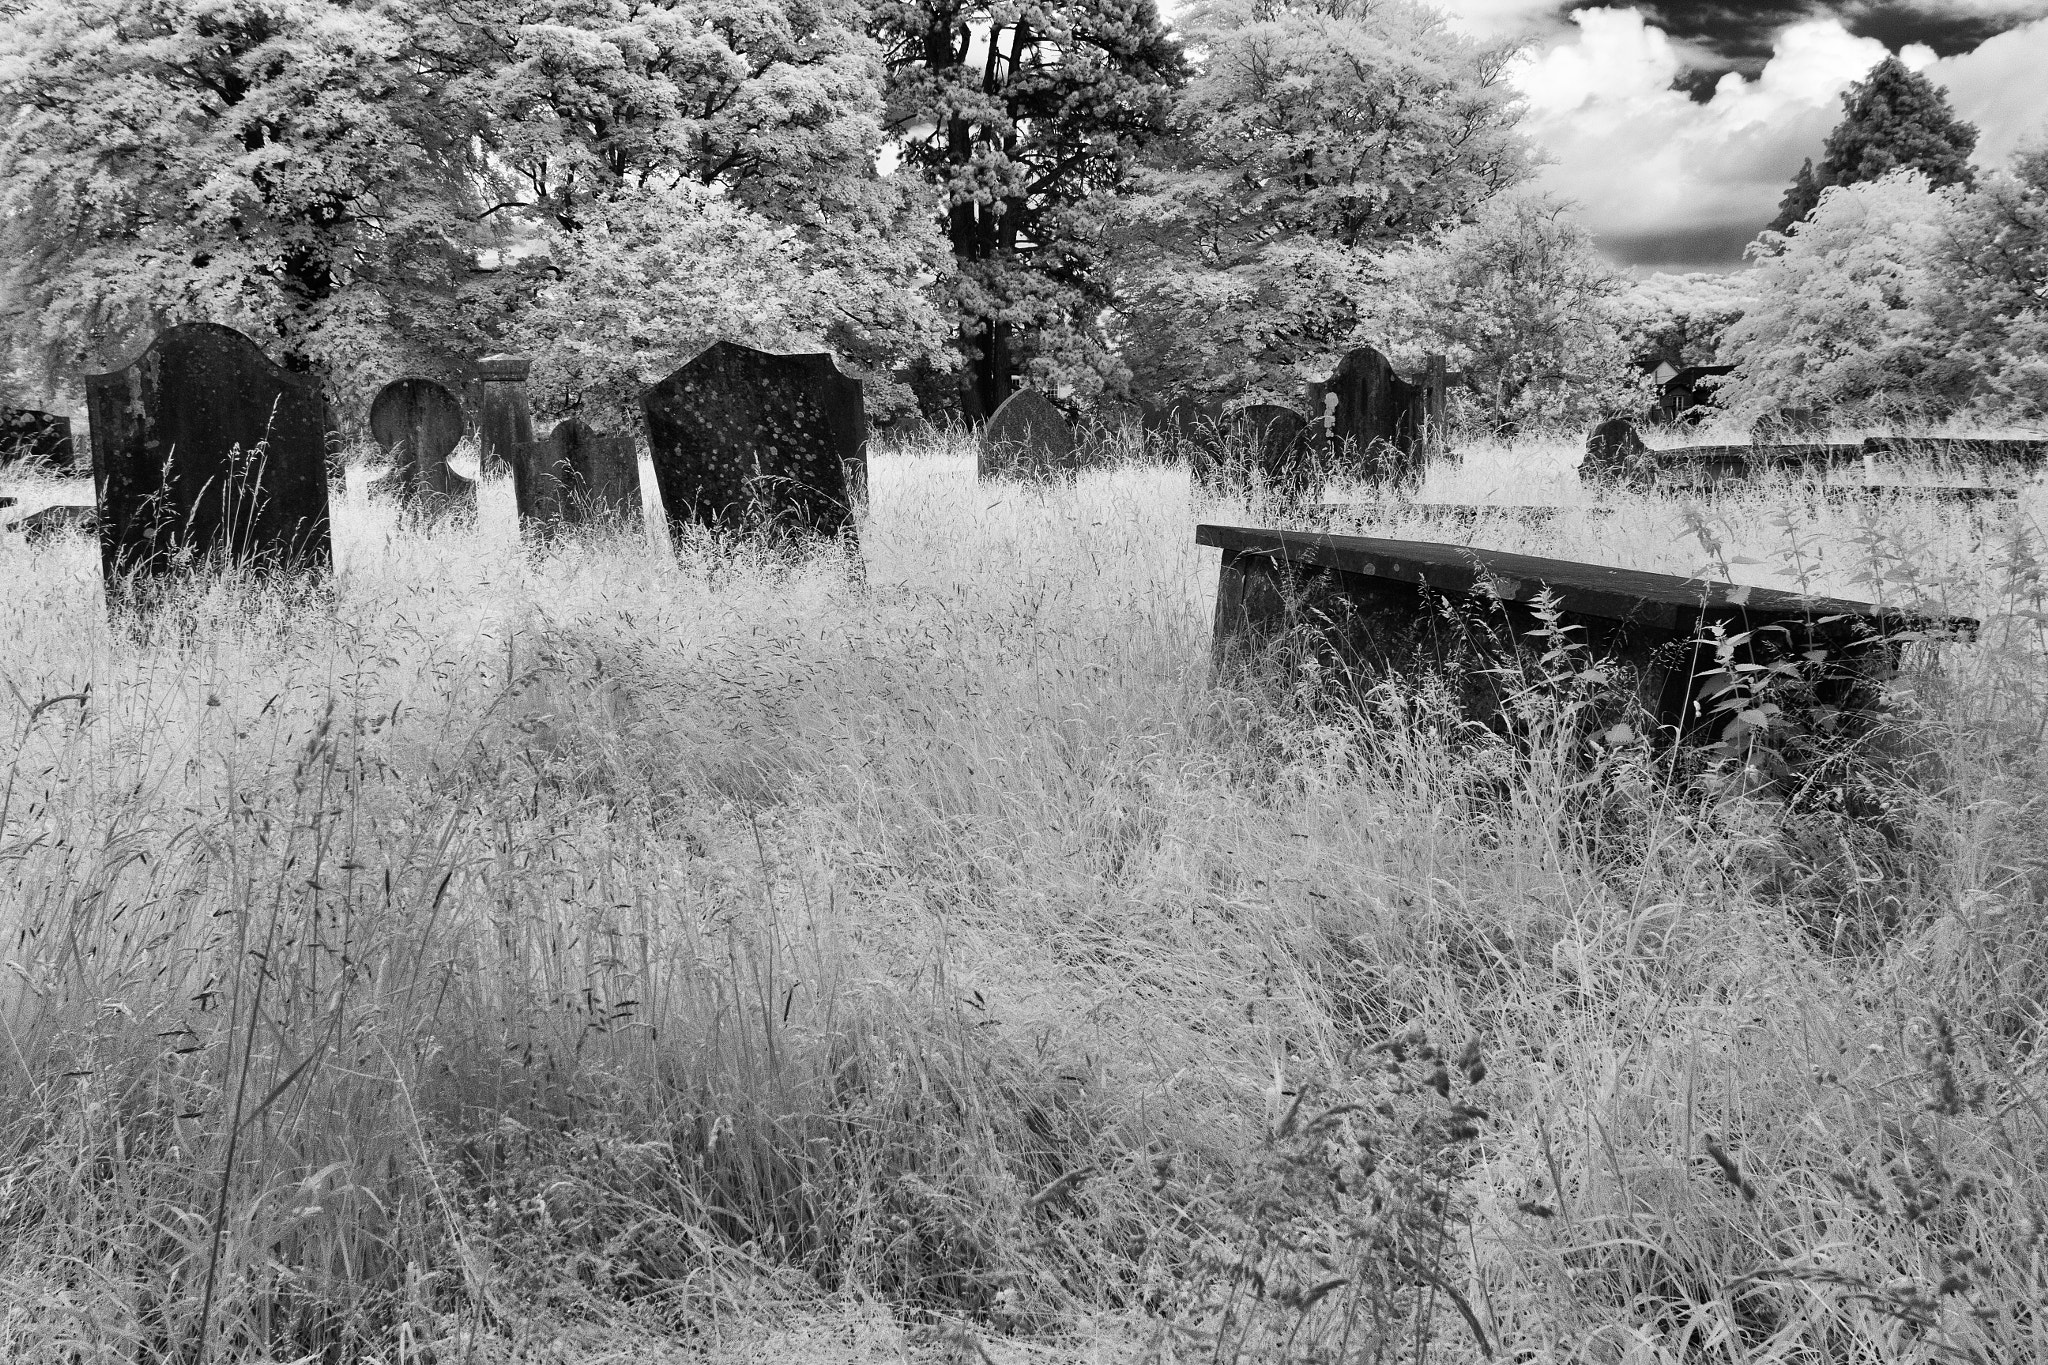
472, 354, 535, 473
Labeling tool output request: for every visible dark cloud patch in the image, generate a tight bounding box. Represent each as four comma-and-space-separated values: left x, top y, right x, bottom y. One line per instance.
1849, 5, 2013, 56
1599, 222, 1761, 270
1556, 2, 2043, 104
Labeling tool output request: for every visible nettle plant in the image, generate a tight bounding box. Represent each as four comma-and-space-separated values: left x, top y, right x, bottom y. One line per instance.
1139, 1027, 1494, 1365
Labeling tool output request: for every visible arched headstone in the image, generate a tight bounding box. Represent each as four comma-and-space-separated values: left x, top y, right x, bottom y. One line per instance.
85, 322, 330, 593
472, 354, 536, 473
979, 389, 1078, 481
367, 378, 474, 516
511, 418, 642, 533
1581, 418, 1651, 488
640, 342, 866, 537
1303, 346, 1429, 487
1, 406, 76, 471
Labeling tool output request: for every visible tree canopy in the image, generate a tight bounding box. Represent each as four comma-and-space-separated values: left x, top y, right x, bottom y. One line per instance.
1768, 56, 1977, 234
1113, 0, 1530, 407
870, 0, 1184, 419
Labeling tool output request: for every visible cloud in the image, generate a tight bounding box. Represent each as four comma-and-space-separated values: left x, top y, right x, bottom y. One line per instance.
1506, 6, 2048, 269
1515, 12, 1886, 252
1926, 16, 2048, 161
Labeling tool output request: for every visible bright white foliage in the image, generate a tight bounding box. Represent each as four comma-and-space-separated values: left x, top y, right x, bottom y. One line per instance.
1715, 171, 1960, 422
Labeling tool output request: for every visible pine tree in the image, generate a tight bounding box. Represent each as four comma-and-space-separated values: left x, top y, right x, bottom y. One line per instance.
1770, 159, 1823, 235
1768, 56, 1976, 234
870, 0, 1185, 419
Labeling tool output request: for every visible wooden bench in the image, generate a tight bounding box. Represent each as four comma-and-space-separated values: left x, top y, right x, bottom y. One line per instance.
1197, 524, 1976, 739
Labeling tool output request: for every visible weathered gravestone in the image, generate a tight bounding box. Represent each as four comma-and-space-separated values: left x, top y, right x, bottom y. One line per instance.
1, 406, 77, 470
979, 389, 1078, 481
1304, 346, 1430, 488
472, 355, 536, 473
511, 418, 642, 534
85, 322, 330, 592
641, 342, 866, 537
1580, 418, 1652, 487
367, 378, 474, 517
1199, 404, 1313, 494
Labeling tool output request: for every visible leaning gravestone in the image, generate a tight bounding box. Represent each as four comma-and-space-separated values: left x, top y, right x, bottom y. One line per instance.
511, 418, 642, 533
1304, 346, 1429, 487
641, 342, 866, 537
1, 406, 77, 471
368, 377, 474, 517
85, 322, 330, 593
472, 355, 536, 473
979, 389, 1078, 481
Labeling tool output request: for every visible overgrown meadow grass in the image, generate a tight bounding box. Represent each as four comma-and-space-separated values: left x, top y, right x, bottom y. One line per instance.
1, 431, 2044, 1362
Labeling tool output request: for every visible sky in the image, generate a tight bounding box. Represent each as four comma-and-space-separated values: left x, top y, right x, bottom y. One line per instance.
1442, 1, 2048, 272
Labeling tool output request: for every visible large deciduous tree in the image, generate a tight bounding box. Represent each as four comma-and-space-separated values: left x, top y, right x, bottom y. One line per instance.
1113, 0, 1530, 408
1721, 171, 1972, 422
1367, 195, 1643, 432
870, 0, 1184, 420
1768, 55, 1977, 234
436, 0, 956, 420
0, 0, 479, 402
1932, 146, 2048, 418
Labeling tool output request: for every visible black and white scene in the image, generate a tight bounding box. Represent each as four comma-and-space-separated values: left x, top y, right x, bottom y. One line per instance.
3, 0, 2047, 1359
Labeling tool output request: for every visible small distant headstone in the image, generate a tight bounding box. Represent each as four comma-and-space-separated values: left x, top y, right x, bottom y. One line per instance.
8, 503, 98, 543
85, 322, 330, 593
1304, 346, 1429, 487
472, 354, 536, 473
367, 378, 474, 517
1581, 418, 1652, 487
0, 406, 77, 470
641, 341, 866, 537
882, 414, 935, 446
511, 418, 642, 533
1218, 404, 1312, 492
979, 389, 1078, 480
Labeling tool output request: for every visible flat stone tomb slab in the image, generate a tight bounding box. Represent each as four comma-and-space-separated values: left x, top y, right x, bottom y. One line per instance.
86, 322, 331, 594
368, 377, 474, 516
1197, 523, 1975, 740
979, 389, 1077, 481
512, 418, 642, 532
642, 342, 866, 538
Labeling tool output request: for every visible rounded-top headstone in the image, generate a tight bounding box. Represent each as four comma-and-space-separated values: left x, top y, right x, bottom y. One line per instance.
510, 416, 642, 533
1581, 417, 1651, 488
84, 321, 330, 593
979, 389, 1077, 481
368, 377, 473, 514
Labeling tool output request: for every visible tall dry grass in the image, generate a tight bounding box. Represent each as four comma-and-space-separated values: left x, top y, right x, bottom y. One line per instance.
0, 429, 2043, 1363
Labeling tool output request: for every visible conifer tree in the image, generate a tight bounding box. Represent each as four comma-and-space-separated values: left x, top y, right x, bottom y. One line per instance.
1768, 56, 1976, 234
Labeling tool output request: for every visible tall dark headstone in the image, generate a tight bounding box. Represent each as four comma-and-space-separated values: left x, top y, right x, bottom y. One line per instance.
1304, 346, 1429, 487
0, 406, 77, 471
511, 418, 642, 533
367, 377, 474, 517
1581, 418, 1652, 488
472, 355, 535, 474
641, 342, 866, 537
85, 322, 330, 593
979, 389, 1078, 480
